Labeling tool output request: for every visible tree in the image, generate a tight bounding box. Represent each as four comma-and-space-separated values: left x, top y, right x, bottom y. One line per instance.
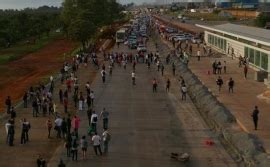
61, 0, 123, 50
255, 13, 270, 28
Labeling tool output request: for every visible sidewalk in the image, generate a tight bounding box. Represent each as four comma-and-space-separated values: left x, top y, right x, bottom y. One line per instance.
188, 48, 270, 153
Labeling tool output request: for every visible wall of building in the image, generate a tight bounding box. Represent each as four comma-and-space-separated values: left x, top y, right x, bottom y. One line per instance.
205, 31, 270, 71
223, 9, 260, 18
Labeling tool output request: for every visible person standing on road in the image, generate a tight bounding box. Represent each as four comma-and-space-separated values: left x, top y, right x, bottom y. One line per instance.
216, 76, 223, 92
101, 69, 106, 83
46, 118, 53, 138
5, 96, 11, 114
252, 106, 259, 130
92, 132, 102, 156
61, 118, 68, 139
101, 108, 109, 130
217, 61, 222, 75
132, 71, 136, 85
152, 78, 158, 93
87, 108, 92, 126
59, 89, 63, 104
80, 136, 88, 160
67, 114, 72, 134
102, 129, 111, 154
58, 159, 66, 167
21, 118, 31, 144
166, 79, 171, 92
32, 99, 39, 117
228, 78, 234, 93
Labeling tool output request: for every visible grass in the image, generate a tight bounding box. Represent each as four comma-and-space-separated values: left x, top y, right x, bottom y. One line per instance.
0, 32, 61, 64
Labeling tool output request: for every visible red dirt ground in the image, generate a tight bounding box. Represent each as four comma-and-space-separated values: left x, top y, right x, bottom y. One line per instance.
0, 38, 77, 112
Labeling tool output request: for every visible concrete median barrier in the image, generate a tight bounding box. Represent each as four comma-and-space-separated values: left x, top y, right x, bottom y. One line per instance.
174, 59, 270, 166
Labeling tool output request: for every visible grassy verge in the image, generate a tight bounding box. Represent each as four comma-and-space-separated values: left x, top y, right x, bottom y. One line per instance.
0, 32, 61, 64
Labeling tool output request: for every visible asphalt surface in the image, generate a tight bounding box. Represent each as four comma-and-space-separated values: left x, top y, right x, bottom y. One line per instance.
48, 36, 236, 166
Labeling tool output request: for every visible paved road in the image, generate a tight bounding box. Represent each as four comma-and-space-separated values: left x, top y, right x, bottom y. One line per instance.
49, 37, 236, 166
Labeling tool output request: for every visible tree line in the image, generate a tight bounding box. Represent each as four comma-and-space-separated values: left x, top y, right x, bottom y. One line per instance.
61, 0, 123, 49
0, 6, 61, 47
0, 1, 124, 49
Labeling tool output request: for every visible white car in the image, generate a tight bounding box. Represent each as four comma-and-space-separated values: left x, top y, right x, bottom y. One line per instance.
137, 44, 147, 52
174, 36, 187, 42
191, 37, 202, 44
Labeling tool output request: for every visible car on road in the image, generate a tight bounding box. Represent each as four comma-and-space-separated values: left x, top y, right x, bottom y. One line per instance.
137, 44, 147, 52
174, 36, 187, 42
191, 37, 202, 44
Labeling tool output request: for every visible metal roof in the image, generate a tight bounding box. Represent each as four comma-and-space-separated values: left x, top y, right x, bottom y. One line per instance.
196, 23, 270, 46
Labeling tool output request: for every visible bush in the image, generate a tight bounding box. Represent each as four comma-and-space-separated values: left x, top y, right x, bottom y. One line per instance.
254, 14, 270, 27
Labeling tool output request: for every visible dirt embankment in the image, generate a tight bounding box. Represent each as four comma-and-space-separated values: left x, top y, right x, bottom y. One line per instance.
0, 38, 77, 112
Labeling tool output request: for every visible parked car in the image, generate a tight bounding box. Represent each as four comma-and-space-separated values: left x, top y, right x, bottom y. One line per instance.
191, 37, 202, 44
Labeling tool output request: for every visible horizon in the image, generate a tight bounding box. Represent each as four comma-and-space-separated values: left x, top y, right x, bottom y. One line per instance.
0, 0, 154, 10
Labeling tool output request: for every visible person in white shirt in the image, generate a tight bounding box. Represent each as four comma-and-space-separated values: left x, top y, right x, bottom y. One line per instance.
197, 50, 201, 61
102, 129, 111, 154
101, 70, 106, 83
92, 133, 102, 155
131, 71, 136, 85
90, 91, 95, 107
91, 111, 98, 132
55, 117, 63, 138
5, 120, 11, 143
181, 84, 187, 101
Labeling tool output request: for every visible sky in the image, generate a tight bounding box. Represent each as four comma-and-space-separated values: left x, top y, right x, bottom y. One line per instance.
0, 0, 153, 9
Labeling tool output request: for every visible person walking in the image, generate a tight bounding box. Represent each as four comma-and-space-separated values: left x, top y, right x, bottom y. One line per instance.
80, 136, 88, 160
72, 116, 80, 137
55, 116, 63, 138
63, 98, 68, 113
217, 61, 222, 75
21, 118, 31, 144
228, 78, 234, 93
152, 78, 158, 93
92, 133, 102, 156
90, 91, 95, 107
8, 123, 15, 146
101, 108, 109, 130
91, 111, 98, 133
102, 129, 111, 154
67, 114, 72, 134
71, 138, 78, 161
46, 118, 53, 138
132, 71, 136, 85
252, 106, 259, 130
166, 79, 171, 92
101, 69, 106, 83
32, 99, 38, 117
216, 76, 223, 92
181, 84, 187, 100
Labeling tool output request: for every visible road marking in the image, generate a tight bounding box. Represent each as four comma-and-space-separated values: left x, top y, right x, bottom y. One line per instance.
236, 119, 249, 133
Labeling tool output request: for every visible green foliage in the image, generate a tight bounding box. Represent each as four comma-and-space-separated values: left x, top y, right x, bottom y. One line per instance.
0, 6, 61, 47
0, 32, 59, 64
254, 14, 270, 27
61, 0, 123, 49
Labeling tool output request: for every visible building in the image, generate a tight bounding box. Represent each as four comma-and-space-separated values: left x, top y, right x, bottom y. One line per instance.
197, 23, 270, 72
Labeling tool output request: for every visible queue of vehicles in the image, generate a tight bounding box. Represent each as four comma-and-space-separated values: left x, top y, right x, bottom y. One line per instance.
156, 21, 202, 44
